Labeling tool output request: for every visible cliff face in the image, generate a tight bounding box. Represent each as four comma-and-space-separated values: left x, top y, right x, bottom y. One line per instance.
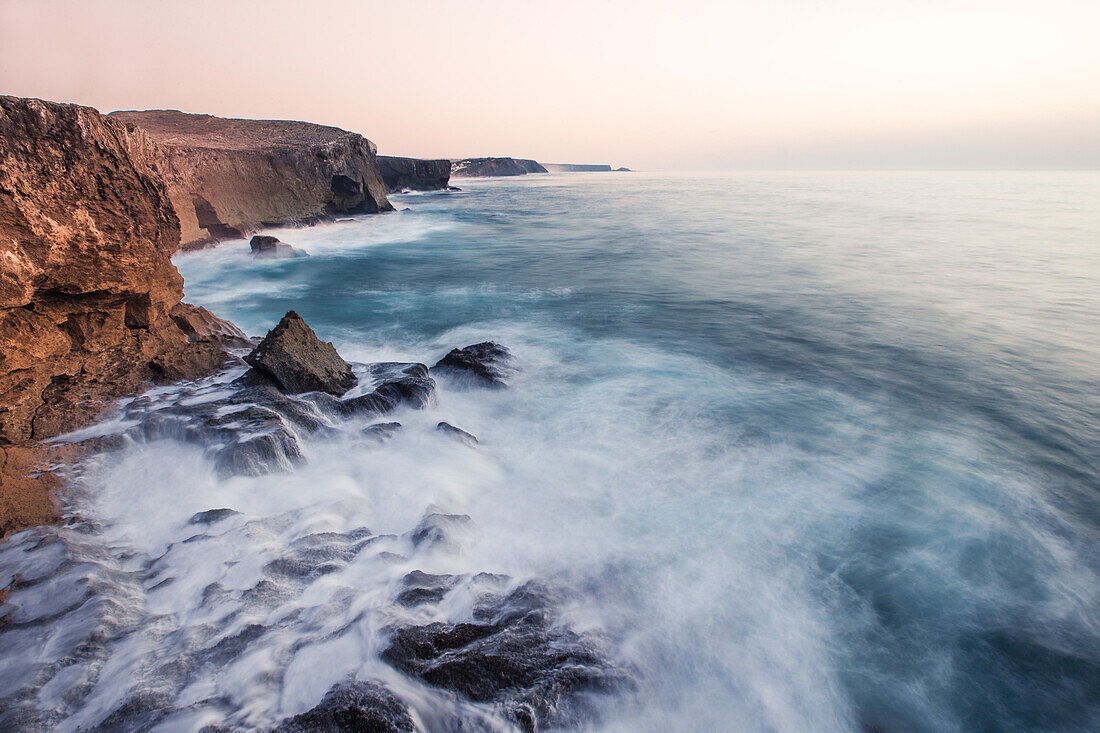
450, 157, 547, 178
377, 156, 451, 193
542, 163, 614, 172
0, 97, 242, 534
110, 110, 394, 250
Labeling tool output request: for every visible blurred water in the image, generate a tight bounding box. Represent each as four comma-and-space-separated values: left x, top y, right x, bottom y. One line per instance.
2, 171, 1099, 731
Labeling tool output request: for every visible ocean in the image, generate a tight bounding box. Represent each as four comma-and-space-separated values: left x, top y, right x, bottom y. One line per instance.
1, 171, 1098, 731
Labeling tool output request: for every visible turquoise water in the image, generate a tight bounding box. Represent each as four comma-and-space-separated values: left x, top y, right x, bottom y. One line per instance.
2, 171, 1098, 731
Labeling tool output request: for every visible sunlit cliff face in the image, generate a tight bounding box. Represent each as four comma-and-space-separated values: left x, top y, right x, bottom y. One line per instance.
2, 0, 1098, 169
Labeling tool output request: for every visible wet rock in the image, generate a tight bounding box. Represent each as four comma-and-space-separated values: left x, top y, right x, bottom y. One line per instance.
244, 311, 357, 396
436, 422, 478, 446
409, 513, 475, 550
396, 570, 459, 607
362, 422, 402, 441
213, 428, 304, 478
383, 583, 622, 732
249, 234, 308, 259
274, 680, 414, 733
340, 363, 435, 416
170, 303, 252, 349
431, 342, 512, 388
187, 508, 239, 525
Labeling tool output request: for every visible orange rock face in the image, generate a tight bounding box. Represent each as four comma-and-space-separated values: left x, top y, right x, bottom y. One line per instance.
0, 96, 243, 536
111, 110, 393, 249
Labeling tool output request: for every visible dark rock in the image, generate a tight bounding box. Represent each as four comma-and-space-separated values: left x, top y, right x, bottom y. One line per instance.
249, 235, 308, 259
213, 428, 304, 478
377, 156, 451, 193
339, 363, 434, 416
614, 167, 632, 172
244, 311, 356, 396
362, 422, 402, 441
187, 508, 239, 525
431, 342, 512, 388
436, 422, 478, 446
396, 570, 458, 607
274, 680, 414, 733
409, 513, 475, 550
383, 582, 623, 732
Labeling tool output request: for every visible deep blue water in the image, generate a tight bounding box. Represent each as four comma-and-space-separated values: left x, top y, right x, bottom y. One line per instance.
2, 171, 1098, 731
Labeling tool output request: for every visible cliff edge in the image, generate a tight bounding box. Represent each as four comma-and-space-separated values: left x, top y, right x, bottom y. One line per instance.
0, 97, 243, 535
111, 110, 394, 250
451, 157, 547, 178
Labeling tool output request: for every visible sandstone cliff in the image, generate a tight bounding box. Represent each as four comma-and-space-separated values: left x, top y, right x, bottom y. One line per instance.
450, 157, 547, 178
110, 110, 394, 250
0, 97, 243, 535
377, 155, 451, 193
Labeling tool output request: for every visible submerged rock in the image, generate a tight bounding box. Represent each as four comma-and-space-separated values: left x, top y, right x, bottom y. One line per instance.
244, 311, 356, 395
383, 582, 623, 731
249, 234, 308, 259
436, 421, 478, 446
362, 422, 402, 441
431, 342, 513, 388
409, 513, 475, 550
274, 680, 414, 733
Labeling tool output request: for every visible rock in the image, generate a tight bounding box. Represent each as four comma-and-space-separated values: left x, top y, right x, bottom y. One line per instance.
249, 234, 308, 259
187, 508, 239, 525
383, 582, 623, 731
109, 110, 393, 250
170, 302, 252, 349
614, 167, 632, 172
409, 513, 475, 550
0, 96, 244, 535
362, 422, 402, 441
542, 163, 613, 172
450, 157, 547, 178
339, 363, 435, 415
377, 156, 451, 193
396, 570, 459, 607
431, 342, 513, 388
244, 312, 356, 396
274, 680, 414, 733
436, 422, 478, 446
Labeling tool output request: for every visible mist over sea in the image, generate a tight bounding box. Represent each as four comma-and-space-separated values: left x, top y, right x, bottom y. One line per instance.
2, 171, 1099, 731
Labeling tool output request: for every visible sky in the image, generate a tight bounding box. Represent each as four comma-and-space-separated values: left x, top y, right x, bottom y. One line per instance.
2, 0, 1098, 170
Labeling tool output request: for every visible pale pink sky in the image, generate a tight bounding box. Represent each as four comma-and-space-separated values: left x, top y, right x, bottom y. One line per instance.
2, 0, 1098, 169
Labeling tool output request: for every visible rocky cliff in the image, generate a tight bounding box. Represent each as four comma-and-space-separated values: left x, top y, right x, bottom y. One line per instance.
377, 155, 451, 193
450, 157, 547, 178
0, 96, 244, 535
543, 163, 614, 172
110, 110, 394, 250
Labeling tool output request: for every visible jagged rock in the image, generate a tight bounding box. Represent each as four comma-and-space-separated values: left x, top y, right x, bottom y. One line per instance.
431, 342, 512, 388
377, 156, 451, 193
249, 234, 308, 259
450, 157, 546, 178
383, 582, 623, 732
187, 508, 239, 525
274, 680, 414, 733
109, 110, 393, 250
436, 422, 478, 446
244, 312, 356, 396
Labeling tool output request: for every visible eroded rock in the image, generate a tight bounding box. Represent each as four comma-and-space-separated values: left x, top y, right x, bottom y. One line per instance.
437, 422, 478, 446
